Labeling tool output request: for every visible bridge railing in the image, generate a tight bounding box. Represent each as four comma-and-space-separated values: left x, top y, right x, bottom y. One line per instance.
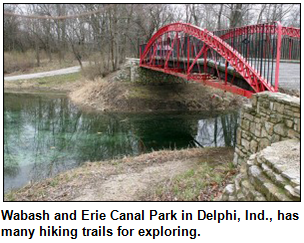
212, 22, 300, 90
280, 36, 300, 60
139, 22, 300, 97
212, 22, 282, 90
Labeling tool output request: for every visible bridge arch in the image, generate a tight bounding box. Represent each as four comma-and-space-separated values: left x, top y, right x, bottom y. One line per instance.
140, 22, 298, 97
215, 23, 300, 41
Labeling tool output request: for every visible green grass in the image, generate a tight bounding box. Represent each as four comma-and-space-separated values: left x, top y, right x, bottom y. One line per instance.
35, 72, 81, 86
4, 192, 16, 201
49, 178, 59, 187
8, 72, 81, 89
142, 150, 238, 201
5, 72, 82, 93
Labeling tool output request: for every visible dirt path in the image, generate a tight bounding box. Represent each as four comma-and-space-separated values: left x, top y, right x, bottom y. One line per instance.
72, 159, 196, 201
4, 65, 83, 81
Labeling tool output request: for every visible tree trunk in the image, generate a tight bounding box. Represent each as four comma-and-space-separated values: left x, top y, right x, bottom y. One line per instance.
217, 4, 224, 30
35, 32, 40, 67
230, 4, 243, 28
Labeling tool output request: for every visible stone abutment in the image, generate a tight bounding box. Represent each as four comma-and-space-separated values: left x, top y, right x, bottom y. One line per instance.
221, 92, 300, 201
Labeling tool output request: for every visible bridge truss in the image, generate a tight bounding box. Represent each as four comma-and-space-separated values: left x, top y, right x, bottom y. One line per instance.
139, 22, 300, 98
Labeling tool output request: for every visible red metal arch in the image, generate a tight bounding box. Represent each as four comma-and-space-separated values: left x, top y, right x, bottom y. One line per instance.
217, 23, 300, 41
140, 22, 274, 95
212, 23, 300, 92
281, 26, 300, 38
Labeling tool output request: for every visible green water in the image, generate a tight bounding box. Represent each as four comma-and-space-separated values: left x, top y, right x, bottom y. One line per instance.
4, 92, 239, 192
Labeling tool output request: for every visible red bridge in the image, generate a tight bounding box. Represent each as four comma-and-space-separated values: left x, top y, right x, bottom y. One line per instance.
139, 22, 300, 98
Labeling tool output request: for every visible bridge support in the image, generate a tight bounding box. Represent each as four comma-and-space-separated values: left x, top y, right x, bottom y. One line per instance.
121, 58, 185, 84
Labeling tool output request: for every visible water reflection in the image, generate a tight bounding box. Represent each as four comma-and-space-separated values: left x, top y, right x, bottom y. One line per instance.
4, 93, 239, 192
195, 113, 238, 147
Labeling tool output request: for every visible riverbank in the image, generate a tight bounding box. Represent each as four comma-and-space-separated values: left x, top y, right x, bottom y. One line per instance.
5, 65, 244, 113
69, 78, 244, 113
4, 72, 84, 93
5, 147, 236, 201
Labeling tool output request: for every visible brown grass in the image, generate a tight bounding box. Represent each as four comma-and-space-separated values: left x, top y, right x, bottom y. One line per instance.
69, 77, 244, 113
4, 51, 36, 74
140, 148, 237, 201
4, 147, 236, 201
4, 51, 78, 75
81, 63, 110, 80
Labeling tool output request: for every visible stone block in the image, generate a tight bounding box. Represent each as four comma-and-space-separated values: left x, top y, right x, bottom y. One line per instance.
270, 114, 283, 124
241, 139, 250, 150
256, 102, 260, 113
291, 179, 300, 187
241, 119, 250, 131
244, 113, 254, 121
249, 123, 256, 135
294, 186, 300, 195
252, 96, 257, 107
228, 195, 237, 201
255, 123, 262, 137
241, 130, 251, 140
279, 94, 300, 107
287, 129, 298, 139
236, 129, 242, 144
256, 155, 263, 165
224, 184, 235, 195
292, 106, 300, 113
259, 138, 270, 150
254, 117, 261, 123
274, 102, 284, 114
250, 140, 258, 153
236, 192, 245, 201
233, 153, 239, 166
269, 101, 274, 110
261, 127, 268, 137
284, 185, 300, 200
284, 119, 293, 128
264, 121, 274, 135
243, 104, 253, 113
294, 118, 300, 133
261, 100, 269, 109
274, 123, 287, 136
270, 134, 281, 143
283, 108, 294, 117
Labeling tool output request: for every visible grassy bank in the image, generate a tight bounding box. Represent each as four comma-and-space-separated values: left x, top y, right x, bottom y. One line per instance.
4, 72, 83, 92
141, 151, 237, 201
5, 147, 237, 201
70, 78, 244, 113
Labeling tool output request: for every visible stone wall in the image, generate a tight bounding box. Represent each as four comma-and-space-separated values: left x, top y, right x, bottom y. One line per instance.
115, 58, 186, 84
221, 139, 300, 201
220, 91, 300, 201
233, 92, 300, 166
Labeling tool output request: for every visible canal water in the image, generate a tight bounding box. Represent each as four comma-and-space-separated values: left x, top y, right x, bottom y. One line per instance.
4, 92, 239, 192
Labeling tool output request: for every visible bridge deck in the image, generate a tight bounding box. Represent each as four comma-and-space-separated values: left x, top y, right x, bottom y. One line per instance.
142, 57, 300, 93
277, 62, 300, 91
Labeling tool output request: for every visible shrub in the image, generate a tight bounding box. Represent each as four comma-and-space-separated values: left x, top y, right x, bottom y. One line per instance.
81, 59, 112, 80
4, 51, 36, 74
